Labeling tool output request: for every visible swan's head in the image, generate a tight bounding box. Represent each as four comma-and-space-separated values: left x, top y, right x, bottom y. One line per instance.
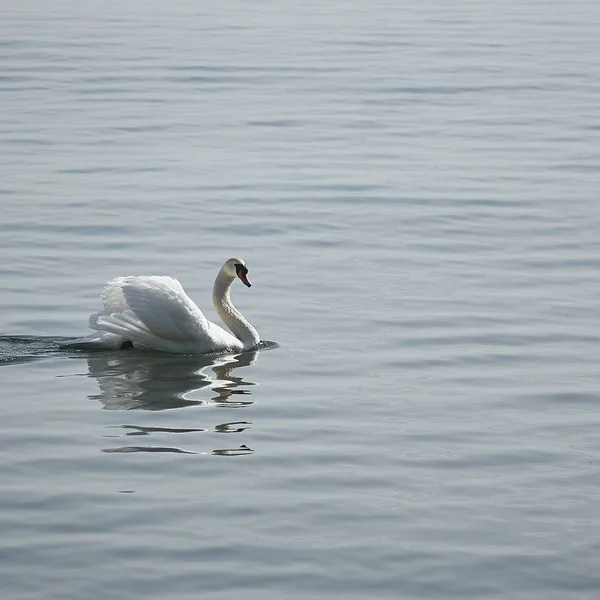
224, 257, 251, 287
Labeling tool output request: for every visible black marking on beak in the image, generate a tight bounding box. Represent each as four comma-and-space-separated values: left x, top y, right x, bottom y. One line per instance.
235, 263, 248, 276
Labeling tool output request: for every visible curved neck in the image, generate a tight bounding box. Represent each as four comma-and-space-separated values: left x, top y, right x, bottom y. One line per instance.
212, 268, 260, 350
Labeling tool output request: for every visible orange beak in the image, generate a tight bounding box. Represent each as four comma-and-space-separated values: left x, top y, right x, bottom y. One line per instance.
238, 272, 251, 287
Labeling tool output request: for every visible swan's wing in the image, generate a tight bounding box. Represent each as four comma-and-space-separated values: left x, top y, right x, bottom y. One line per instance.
101, 277, 129, 314
116, 276, 210, 342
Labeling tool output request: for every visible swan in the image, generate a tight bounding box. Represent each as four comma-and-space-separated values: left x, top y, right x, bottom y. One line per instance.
63, 258, 260, 353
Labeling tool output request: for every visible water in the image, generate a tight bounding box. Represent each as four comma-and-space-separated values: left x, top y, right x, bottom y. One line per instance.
2, 1, 600, 598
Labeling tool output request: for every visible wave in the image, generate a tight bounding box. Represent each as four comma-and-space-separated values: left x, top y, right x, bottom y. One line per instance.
0, 335, 278, 366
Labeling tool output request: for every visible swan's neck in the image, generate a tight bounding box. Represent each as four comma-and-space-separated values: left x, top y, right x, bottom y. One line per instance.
212, 269, 260, 350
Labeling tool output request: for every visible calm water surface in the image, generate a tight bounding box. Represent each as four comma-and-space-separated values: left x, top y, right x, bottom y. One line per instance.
1, 1, 600, 599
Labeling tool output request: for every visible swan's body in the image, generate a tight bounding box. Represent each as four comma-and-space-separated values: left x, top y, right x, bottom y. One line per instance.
64, 258, 260, 353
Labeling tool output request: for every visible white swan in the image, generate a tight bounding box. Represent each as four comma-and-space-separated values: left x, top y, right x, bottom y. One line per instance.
64, 258, 260, 353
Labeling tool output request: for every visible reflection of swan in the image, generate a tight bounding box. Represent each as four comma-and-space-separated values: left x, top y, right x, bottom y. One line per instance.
87, 349, 260, 411
63, 258, 261, 353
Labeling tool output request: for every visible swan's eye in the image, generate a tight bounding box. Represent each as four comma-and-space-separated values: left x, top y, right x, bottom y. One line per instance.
234, 263, 248, 276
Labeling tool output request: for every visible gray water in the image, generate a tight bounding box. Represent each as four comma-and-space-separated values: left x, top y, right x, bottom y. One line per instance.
2, 1, 600, 598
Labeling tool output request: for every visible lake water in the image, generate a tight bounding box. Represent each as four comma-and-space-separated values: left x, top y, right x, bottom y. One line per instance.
1, 1, 600, 598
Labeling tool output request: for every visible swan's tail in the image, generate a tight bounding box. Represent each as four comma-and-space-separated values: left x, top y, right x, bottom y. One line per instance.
59, 311, 160, 351
90, 310, 163, 350
58, 331, 126, 350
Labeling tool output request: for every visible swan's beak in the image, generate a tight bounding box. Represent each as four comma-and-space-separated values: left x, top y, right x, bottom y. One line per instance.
234, 262, 252, 287
238, 272, 251, 287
